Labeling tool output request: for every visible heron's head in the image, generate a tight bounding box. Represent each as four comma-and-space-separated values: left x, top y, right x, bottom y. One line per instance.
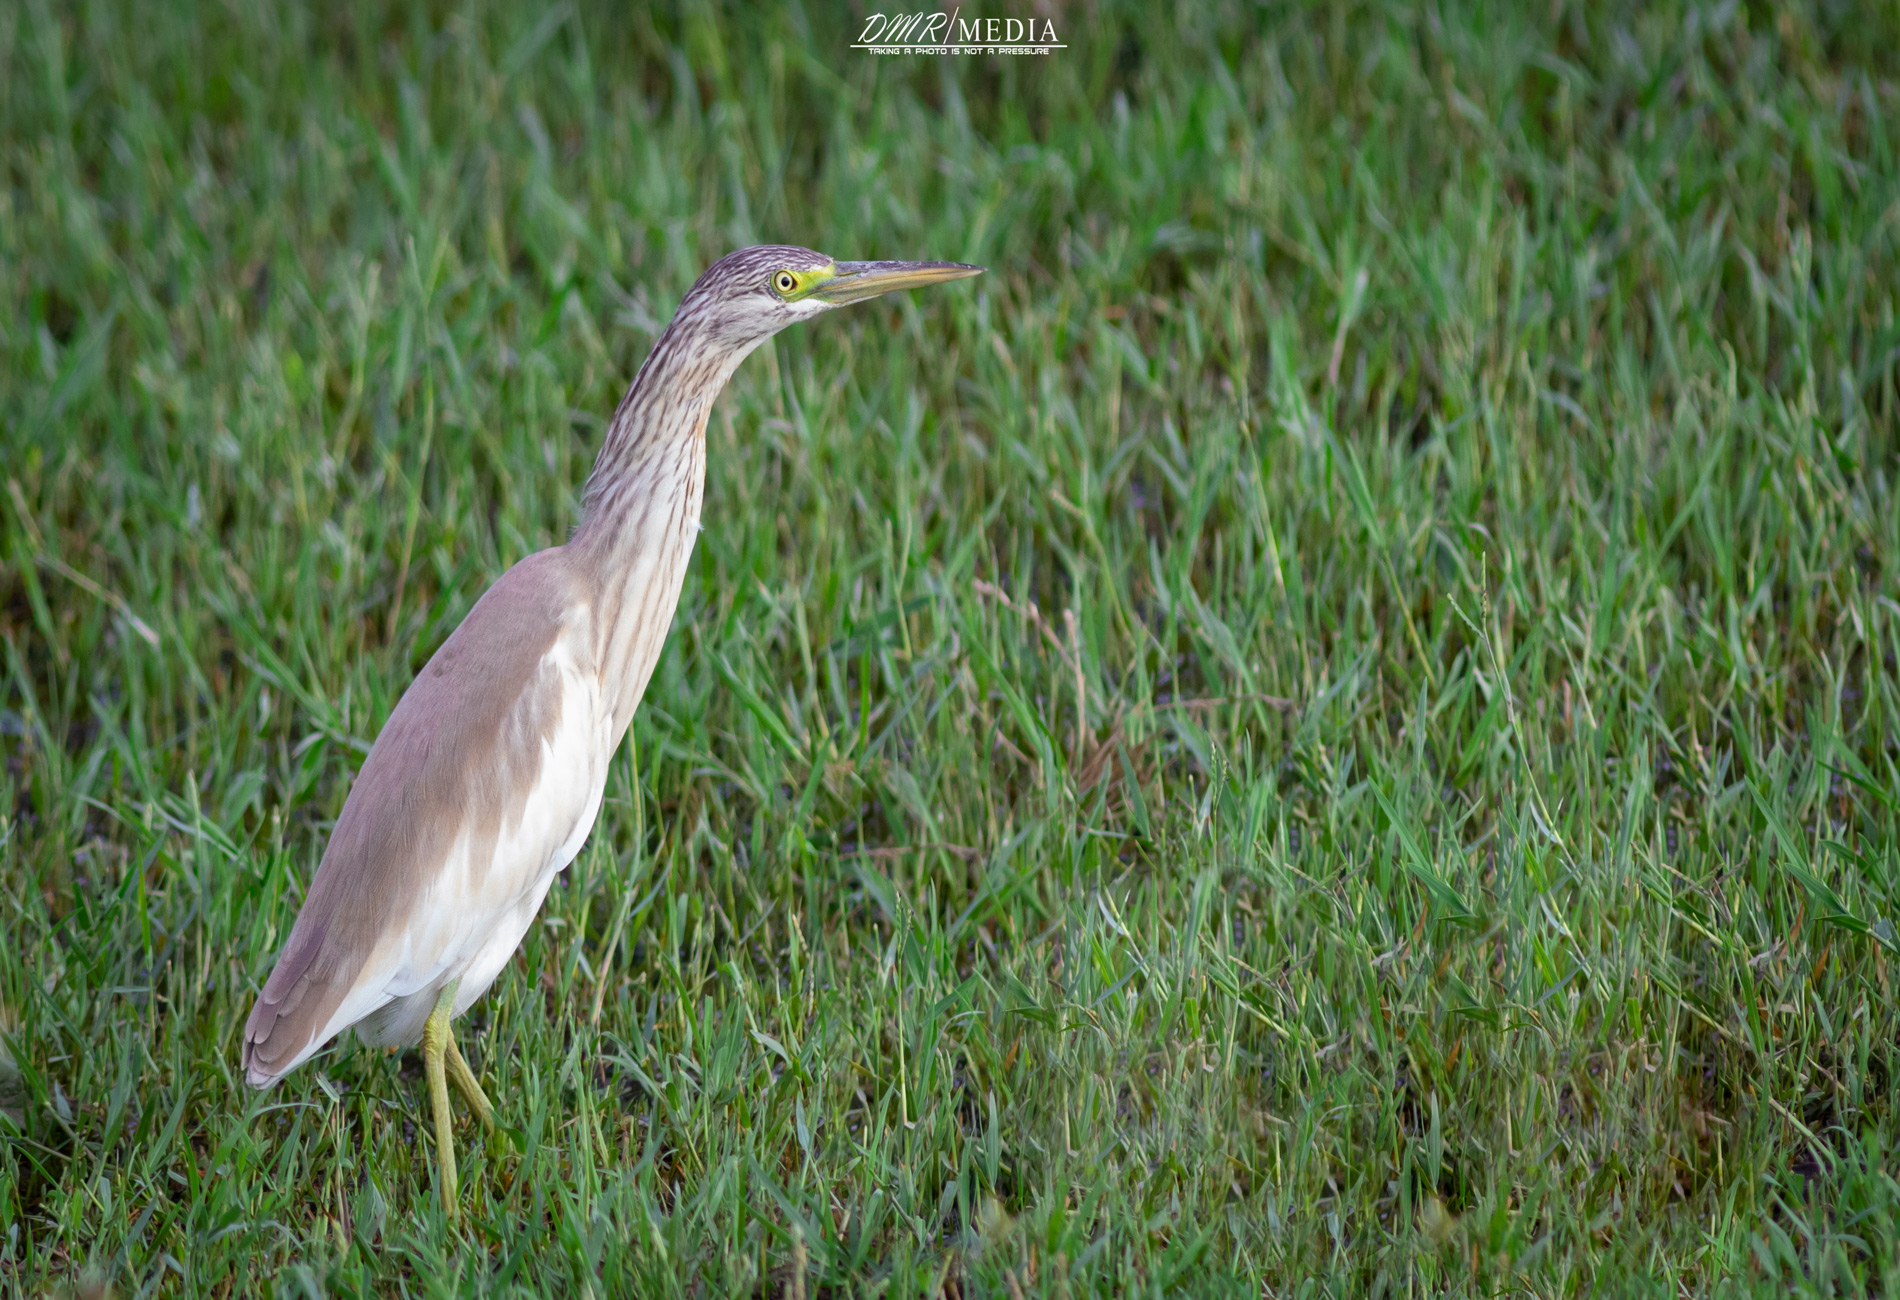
673, 244, 983, 352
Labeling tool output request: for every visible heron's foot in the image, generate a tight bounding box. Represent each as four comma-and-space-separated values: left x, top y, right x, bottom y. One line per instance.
420, 980, 463, 1221
445, 1033, 495, 1133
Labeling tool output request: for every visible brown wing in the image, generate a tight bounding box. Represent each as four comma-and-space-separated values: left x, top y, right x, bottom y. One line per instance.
242, 548, 580, 1086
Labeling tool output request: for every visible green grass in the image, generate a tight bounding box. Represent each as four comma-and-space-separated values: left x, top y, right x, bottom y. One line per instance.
3, 0, 1899, 1293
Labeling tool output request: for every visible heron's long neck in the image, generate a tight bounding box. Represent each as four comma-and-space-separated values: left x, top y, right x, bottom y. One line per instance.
568, 321, 753, 730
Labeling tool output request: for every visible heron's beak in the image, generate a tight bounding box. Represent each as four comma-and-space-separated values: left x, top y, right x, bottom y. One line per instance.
812, 260, 984, 305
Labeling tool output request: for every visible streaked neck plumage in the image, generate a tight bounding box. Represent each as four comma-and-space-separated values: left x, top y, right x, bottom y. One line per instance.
572, 309, 768, 555
567, 313, 766, 733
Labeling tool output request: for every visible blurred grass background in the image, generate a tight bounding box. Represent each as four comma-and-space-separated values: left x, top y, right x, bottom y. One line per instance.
3, 0, 1900, 1294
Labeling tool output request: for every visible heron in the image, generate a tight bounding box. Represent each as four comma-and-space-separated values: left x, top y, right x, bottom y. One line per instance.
242, 246, 982, 1218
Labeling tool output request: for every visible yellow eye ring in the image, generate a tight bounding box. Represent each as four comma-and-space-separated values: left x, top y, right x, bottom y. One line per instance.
773, 270, 797, 295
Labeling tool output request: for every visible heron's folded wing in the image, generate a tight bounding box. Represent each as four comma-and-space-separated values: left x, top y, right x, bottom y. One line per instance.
242, 549, 586, 1086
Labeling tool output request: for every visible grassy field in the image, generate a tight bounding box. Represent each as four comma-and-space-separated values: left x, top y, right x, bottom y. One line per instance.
3, 0, 1899, 1294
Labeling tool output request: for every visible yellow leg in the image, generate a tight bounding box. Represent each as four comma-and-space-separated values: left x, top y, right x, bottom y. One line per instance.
445, 1032, 495, 1132
420, 980, 461, 1221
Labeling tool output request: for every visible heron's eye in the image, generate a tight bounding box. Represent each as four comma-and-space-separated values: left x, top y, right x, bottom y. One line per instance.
773, 270, 798, 295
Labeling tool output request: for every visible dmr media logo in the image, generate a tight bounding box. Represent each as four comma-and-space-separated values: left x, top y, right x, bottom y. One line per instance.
853, 10, 1066, 55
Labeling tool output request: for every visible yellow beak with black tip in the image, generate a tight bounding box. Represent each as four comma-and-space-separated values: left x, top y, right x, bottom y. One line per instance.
810, 259, 985, 304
